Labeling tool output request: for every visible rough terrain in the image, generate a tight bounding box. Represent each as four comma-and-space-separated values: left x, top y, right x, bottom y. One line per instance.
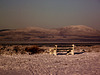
0, 52, 100, 75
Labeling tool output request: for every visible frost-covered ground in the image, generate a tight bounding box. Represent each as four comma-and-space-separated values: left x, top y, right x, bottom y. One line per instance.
0, 52, 100, 75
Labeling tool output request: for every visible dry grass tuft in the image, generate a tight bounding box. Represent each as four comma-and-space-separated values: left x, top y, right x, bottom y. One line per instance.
0, 45, 45, 55
25, 45, 45, 55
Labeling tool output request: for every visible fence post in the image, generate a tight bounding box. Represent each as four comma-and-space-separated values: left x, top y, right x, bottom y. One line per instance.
71, 44, 74, 55
53, 45, 57, 55
49, 48, 52, 54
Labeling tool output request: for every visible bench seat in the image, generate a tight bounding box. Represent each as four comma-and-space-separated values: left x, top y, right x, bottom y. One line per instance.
49, 44, 75, 55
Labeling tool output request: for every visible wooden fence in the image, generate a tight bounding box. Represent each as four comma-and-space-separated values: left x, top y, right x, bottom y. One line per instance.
49, 44, 75, 55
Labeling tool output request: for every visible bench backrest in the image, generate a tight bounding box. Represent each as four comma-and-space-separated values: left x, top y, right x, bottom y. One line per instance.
55, 44, 74, 49
54, 44, 74, 55
49, 44, 74, 55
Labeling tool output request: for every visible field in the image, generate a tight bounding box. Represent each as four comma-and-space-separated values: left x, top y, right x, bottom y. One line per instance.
0, 43, 100, 75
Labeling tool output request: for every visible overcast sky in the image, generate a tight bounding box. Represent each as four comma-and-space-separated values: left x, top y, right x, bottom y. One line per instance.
0, 0, 100, 29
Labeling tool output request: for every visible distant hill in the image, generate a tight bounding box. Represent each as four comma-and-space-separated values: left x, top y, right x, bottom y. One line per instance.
0, 25, 100, 42
0, 29, 11, 32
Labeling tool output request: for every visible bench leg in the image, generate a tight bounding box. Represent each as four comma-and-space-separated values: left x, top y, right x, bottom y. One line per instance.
71, 50, 74, 55
49, 48, 57, 55
67, 50, 74, 55
49, 49, 52, 54
53, 50, 57, 55
66, 53, 70, 55
71, 44, 74, 55
66, 51, 70, 55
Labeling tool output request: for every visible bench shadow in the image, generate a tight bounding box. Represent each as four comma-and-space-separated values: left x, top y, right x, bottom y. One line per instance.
74, 52, 85, 55
57, 53, 67, 55
57, 52, 85, 55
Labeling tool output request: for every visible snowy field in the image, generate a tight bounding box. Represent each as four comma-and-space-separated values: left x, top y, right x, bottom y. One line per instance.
0, 52, 100, 75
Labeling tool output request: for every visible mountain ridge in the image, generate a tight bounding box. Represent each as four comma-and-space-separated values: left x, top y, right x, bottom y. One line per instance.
0, 25, 100, 42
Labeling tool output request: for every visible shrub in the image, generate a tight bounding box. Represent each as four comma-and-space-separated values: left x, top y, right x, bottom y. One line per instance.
13, 46, 20, 53
87, 49, 92, 52
13, 46, 27, 54
25, 45, 44, 54
0, 50, 1, 55
95, 49, 100, 52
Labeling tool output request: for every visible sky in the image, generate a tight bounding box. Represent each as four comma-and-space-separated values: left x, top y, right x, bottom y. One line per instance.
0, 0, 100, 29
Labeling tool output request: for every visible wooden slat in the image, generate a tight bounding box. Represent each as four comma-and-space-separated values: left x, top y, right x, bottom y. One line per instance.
57, 49, 71, 52
50, 44, 75, 55
57, 48, 72, 50
57, 49, 71, 50
57, 50, 69, 52
57, 46, 73, 47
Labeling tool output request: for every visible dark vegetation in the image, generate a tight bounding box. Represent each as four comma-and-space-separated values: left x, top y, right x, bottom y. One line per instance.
0, 29, 11, 32
0, 45, 45, 55
0, 44, 100, 55
25, 45, 45, 55
75, 45, 100, 53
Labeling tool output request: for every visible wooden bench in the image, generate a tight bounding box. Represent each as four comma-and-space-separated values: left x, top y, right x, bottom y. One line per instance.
49, 44, 75, 55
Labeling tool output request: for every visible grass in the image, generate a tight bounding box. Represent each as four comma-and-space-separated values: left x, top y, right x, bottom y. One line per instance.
25, 45, 45, 55
0, 45, 45, 55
